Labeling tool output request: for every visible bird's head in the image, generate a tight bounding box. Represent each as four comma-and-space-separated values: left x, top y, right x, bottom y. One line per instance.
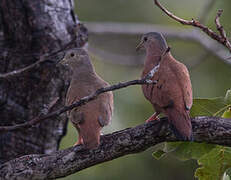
59, 48, 89, 69
136, 32, 168, 53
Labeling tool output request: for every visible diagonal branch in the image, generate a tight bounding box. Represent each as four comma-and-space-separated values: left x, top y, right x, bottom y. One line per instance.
154, 0, 231, 52
215, 10, 226, 39
0, 79, 154, 131
0, 53, 165, 132
0, 36, 77, 79
215, 9, 231, 49
1, 116, 231, 180
0, 56, 46, 79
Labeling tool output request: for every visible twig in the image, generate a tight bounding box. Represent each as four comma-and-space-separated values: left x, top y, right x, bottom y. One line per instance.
0, 67, 160, 131
215, 10, 226, 39
215, 9, 231, 49
0, 79, 155, 131
0, 56, 46, 79
0, 39, 76, 79
153, 0, 231, 52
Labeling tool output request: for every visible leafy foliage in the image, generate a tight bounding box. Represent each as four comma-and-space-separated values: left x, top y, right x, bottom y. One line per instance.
190, 97, 226, 117
164, 142, 215, 161
152, 90, 231, 180
152, 149, 166, 160
195, 146, 231, 180
222, 108, 231, 119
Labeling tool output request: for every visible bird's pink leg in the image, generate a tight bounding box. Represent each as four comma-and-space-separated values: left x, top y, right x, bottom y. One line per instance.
73, 135, 84, 147
146, 112, 160, 123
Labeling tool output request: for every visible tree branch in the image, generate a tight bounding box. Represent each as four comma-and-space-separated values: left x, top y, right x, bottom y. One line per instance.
0, 41, 74, 79
0, 56, 46, 79
0, 116, 230, 180
0, 67, 160, 132
154, 0, 231, 52
215, 9, 231, 49
0, 79, 152, 131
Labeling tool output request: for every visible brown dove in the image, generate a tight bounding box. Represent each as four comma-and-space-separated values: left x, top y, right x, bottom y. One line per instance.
136, 32, 193, 140
60, 48, 113, 149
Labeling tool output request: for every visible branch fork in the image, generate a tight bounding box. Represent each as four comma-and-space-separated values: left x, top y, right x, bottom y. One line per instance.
154, 0, 231, 52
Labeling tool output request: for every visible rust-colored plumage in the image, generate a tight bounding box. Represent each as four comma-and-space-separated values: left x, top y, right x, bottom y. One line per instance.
137, 32, 193, 140
60, 48, 113, 149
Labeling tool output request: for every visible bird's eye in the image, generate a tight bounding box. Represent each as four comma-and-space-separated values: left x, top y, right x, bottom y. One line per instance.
70, 53, 75, 57
143, 37, 148, 42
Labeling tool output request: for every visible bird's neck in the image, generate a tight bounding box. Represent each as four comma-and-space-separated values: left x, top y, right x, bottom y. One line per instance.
142, 48, 172, 77
70, 62, 96, 83
146, 47, 164, 65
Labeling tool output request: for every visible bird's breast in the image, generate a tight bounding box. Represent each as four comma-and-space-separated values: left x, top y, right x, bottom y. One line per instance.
141, 69, 160, 103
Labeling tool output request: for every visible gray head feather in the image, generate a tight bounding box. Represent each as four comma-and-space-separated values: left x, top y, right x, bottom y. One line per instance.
143, 32, 168, 50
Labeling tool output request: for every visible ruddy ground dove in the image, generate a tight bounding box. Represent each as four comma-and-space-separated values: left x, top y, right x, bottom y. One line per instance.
136, 32, 193, 140
60, 48, 113, 149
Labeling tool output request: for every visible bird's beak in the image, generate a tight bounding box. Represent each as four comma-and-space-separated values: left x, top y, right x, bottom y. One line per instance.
136, 40, 144, 51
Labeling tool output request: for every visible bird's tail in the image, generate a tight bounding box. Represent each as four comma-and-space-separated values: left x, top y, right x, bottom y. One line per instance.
80, 124, 101, 149
166, 108, 193, 141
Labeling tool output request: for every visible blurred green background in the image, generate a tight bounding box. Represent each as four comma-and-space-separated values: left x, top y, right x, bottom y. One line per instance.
60, 0, 231, 179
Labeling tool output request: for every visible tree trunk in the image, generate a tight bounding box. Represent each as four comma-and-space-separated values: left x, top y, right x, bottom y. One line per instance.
0, 0, 87, 164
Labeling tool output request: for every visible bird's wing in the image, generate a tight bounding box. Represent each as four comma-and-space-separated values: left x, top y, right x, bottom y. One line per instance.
70, 110, 84, 125
93, 75, 113, 127
66, 82, 89, 122
154, 74, 175, 109
67, 73, 113, 128
170, 60, 193, 110
98, 91, 113, 127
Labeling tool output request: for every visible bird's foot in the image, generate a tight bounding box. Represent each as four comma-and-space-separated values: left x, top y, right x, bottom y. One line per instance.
145, 113, 160, 123
73, 137, 84, 147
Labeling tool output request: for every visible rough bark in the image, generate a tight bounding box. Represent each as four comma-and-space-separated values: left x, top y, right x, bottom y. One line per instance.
0, 0, 87, 164
0, 116, 230, 180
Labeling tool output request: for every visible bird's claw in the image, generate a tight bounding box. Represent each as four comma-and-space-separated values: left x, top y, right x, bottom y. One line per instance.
73, 137, 83, 147
145, 113, 160, 123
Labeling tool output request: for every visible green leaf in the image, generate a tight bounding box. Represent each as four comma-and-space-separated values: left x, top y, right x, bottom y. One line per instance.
164, 142, 215, 161
190, 90, 231, 118
222, 108, 231, 118
192, 90, 231, 180
152, 150, 166, 160
158, 92, 229, 161
190, 97, 227, 117
164, 142, 182, 152
152, 142, 215, 162
152, 90, 231, 180
195, 146, 231, 180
